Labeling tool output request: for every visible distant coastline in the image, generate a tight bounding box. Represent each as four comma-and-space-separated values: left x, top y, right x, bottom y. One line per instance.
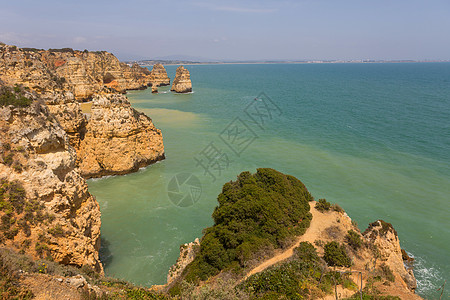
127, 59, 450, 67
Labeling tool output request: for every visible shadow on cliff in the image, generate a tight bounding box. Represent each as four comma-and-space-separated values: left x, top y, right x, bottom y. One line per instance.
99, 237, 113, 268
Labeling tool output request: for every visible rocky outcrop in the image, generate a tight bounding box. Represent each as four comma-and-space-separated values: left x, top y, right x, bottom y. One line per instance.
171, 66, 192, 93
364, 220, 417, 291
37, 90, 164, 179
167, 238, 200, 285
0, 92, 103, 273
150, 64, 170, 89
166, 201, 419, 299
77, 94, 165, 178
0, 44, 153, 101
42, 91, 87, 150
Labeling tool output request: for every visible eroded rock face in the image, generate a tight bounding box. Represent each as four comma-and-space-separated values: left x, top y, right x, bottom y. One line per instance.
150, 64, 170, 88
42, 91, 87, 150
38, 91, 165, 178
0, 45, 152, 101
77, 94, 165, 178
364, 220, 417, 291
0, 99, 103, 273
167, 238, 200, 285
171, 66, 192, 93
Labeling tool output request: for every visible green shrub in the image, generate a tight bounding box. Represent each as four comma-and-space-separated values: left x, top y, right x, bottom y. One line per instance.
0, 256, 34, 299
345, 230, 362, 250
2, 153, 14, 166
323, 241, 351, 267
182, 168, 313, 283
294, 241, 319, 261
0, 179, 26, 214
315, 198, 331, 212
0, 85, 33, 107
34, 242, 50, 258
379, 264, 395, 282
47, 224, 65, 237
12, 162, 23, 173
243, 242, 335, 299
125, 287, 169, 299
364, 220, 397, 238
331, 203, 344, 213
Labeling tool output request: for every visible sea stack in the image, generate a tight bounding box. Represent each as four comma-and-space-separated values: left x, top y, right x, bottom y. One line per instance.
150, 63, 170, 87
171, 65, 192, 93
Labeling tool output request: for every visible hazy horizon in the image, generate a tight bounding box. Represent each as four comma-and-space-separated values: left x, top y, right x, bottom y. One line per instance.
1, 0, 450, 61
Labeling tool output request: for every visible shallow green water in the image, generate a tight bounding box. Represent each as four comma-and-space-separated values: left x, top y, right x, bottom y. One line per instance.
88, 63, 450, 299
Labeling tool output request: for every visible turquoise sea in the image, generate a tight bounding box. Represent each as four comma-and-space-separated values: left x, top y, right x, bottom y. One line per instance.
88, 63, 450, 299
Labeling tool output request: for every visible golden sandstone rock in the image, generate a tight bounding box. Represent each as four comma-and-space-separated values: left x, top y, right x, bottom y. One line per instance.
0, 97, 102, 273
150, 63, 170, 87
43, 92, 165, 178
0, 45, 153, 101
0, 45, 166, 273
77, 94, 165, 178
171, 65, 192, 93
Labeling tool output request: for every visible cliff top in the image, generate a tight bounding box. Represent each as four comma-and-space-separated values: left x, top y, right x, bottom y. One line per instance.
164, 170, 420, 299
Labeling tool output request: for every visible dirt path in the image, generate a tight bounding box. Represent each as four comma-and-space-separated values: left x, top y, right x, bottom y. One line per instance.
240, 203, 422, 300
243, 202, 338, 280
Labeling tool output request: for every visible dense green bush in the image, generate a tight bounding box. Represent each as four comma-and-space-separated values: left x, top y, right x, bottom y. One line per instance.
0, 85, 32, 107
182, 168, 313, 282
323, 241, 351, 267
345, 230, 362, 250
315, 198, 331, 212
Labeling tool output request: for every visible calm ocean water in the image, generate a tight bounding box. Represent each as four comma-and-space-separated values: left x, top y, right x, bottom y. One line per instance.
88, 63, 450, 299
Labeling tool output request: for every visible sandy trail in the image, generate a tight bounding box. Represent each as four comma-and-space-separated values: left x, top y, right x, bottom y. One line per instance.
240, 202, 422, 300
243, 202, 335, 280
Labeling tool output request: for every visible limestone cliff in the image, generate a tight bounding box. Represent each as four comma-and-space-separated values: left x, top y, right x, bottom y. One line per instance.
0, 44, 153, 101
149, 64, 170, 88
0, 89, 102, 273
166, 201, 420, 299
364, 220, 417, 291
171, 66, 192, 93
77, 94, 165, 178
37, 89, 165, 179
42, 91, 87, 150
167, 238, 200, 285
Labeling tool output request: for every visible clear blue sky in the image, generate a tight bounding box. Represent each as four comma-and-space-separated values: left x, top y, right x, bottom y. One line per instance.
1, 0, 449, 61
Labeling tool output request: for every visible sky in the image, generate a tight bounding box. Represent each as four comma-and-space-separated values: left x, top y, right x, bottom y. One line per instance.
1, 0, 450, 61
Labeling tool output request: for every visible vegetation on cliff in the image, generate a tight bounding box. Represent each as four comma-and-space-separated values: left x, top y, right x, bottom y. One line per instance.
243, 242, 353, 299
0, 44, 155, 100
181, 168, 313, 282
0, 247, 170, 299
0, 85, 32, 107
